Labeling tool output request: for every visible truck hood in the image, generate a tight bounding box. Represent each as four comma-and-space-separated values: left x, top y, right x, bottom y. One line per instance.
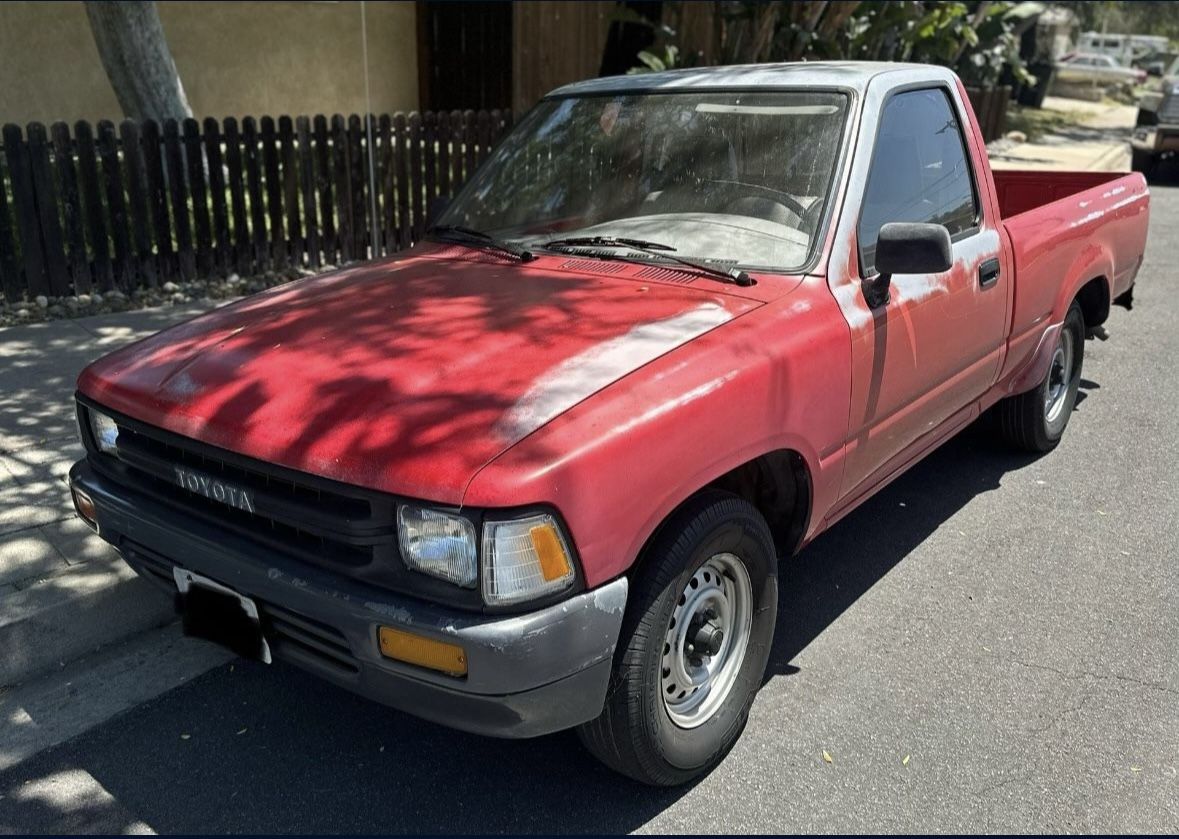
78, 254, 759, 501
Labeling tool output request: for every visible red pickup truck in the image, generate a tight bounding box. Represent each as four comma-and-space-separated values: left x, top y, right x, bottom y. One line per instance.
69, 63, 1149, 785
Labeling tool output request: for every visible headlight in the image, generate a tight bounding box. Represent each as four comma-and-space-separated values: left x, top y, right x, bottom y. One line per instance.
482, 513, 574, 606
88, 409, 120, 455
397, 504, 477, 587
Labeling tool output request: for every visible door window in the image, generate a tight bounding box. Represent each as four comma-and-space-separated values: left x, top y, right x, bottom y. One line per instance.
858, 88, 980, 274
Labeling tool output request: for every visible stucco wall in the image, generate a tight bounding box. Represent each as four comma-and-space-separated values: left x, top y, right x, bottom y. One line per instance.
0, 1, 419, 125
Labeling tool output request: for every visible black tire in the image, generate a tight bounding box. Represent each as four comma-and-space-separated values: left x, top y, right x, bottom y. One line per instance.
1132, 147, 1157, 175
577, 490, 777, 786
998, 302, 1085, 453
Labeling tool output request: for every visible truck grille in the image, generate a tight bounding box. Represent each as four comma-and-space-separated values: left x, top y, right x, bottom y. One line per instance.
89, 411, 399, 573
79, 399, 487, 610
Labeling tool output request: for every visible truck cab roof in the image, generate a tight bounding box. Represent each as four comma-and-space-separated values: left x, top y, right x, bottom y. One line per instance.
547, 61, 953, 99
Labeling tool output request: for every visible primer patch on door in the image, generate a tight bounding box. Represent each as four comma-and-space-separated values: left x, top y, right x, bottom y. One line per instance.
496, 302, 732, 441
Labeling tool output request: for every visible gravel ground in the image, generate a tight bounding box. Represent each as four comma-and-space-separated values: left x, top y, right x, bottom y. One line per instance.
0, 267, 325, 329
0, 185, 1175, 835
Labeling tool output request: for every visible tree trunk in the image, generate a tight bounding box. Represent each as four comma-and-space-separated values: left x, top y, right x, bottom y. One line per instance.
85, 1, 192, 123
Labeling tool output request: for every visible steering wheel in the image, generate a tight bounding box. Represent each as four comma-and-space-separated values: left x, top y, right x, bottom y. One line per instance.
799, 199, 826, 236
699, 179, 811, 221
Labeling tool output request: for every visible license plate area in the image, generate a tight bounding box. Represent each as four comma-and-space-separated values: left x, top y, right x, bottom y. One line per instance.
174, 567, 272, 663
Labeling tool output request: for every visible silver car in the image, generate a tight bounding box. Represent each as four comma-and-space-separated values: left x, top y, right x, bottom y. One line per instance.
1054, 52, 1147, 87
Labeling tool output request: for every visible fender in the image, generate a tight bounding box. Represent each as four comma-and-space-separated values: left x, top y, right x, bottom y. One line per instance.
618, 435, 823, 573
1054, 246, 1113, 326
1000, 321, 1063, 397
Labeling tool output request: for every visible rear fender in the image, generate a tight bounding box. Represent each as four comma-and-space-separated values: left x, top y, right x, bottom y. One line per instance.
1054, 246, 1113, 326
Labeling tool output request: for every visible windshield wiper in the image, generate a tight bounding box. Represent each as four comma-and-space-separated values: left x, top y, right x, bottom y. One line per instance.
540, 236, 754, 287
428, 225, 535, 262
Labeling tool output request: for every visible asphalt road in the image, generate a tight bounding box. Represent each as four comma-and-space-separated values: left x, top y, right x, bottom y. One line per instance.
1, 183, 1176, 835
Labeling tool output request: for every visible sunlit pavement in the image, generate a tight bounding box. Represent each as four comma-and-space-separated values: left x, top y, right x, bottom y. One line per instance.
1, 184, 1176, 834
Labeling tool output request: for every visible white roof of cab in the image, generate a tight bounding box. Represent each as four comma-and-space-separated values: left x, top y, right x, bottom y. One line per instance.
547, 61, 948, 98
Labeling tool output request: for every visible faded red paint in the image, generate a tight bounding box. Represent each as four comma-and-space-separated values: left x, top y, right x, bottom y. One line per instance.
76, 69, 1151, 590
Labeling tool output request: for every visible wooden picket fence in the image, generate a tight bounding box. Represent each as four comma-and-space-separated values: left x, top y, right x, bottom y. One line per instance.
0, 110, 513, 302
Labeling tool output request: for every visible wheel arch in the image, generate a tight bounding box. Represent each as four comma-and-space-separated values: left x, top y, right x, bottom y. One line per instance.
1074, 274, 1111, 330
627, 448, 813, 583
1054, 237, 1113, 329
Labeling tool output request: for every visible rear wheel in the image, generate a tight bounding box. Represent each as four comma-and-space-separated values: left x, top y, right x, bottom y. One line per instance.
577, 490, 777, 786
997, 302, 1085, 452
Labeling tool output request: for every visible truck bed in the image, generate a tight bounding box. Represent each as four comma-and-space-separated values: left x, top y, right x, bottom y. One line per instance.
992, 170, 1134, 218
995, 169, 1150, 382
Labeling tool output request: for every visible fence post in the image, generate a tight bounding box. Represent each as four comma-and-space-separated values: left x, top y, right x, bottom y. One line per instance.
222, 117, 251, 277
313, 115, 336, 264
331, 115, 353, 263
296, 116, 320, 270
435, 111, 451, 203
0, 142, 22, 301
377, 114, 394, 255
423, 111, 437, 232
202, 117, 230, 277
393, 113, 410, 252
242, 117, 267, 274
120, 120, 156, 288
48, 123, 88, 293
74, 121, 114, 292
2, 123, 49, 299
261, 116, 285, 270
347, 114, 366, 259
26, 122, 70, 296
279, 116, 302, 267
163, 119, 195, 281
141, 120, 174, 283
183, 118, 213, 278
96, 121, 133, 291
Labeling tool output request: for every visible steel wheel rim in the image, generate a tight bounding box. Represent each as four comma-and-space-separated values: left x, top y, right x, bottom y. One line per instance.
661, 552, 753, 729
1045, 329, 1075, 423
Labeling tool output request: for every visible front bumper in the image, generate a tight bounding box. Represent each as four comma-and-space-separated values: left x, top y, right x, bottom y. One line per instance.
69, 459, 627, 738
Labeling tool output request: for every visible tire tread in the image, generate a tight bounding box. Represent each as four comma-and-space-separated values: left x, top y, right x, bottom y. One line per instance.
577, 490, 775, 785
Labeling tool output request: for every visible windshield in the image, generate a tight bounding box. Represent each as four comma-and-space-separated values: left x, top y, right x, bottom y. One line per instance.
438, 90, 849, 272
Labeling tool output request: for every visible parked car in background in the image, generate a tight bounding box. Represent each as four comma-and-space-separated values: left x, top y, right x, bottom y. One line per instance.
1077, 31, 1169, 68
69, 62, 1149, 786
1055, 52, 1147, 87
1134, 50, 1178, 78
1133, 54, 1179, 172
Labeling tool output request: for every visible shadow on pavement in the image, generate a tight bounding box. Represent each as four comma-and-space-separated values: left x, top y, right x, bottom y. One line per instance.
0, 412, 1059, 834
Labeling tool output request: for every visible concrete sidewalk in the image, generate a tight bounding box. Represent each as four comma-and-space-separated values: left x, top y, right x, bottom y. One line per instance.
0, 302, 224, 686
988, 96, 1136, 172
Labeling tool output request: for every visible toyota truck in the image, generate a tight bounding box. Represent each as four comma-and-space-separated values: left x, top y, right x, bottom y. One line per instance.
69, 63, 1149, 785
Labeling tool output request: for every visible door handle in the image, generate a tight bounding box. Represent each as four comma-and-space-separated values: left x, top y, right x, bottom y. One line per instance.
979, 258, 1001, 289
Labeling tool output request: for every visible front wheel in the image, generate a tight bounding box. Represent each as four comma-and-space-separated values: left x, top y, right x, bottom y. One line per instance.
577, 491, 777, 786
997, 302, 1085, 452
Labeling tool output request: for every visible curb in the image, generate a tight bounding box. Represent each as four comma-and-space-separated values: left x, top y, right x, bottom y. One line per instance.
0, 556, 175, 686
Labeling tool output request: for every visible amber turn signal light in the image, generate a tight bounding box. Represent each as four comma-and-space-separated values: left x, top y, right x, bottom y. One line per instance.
529, 523, 572, 582
378, 626, 467, 677
72, 486, 98, 531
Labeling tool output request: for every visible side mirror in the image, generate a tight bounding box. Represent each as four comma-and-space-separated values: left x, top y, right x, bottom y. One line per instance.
864, 222, 953, 308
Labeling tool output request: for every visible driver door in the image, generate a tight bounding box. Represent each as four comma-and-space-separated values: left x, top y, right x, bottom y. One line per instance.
832, 86, 1010, 502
